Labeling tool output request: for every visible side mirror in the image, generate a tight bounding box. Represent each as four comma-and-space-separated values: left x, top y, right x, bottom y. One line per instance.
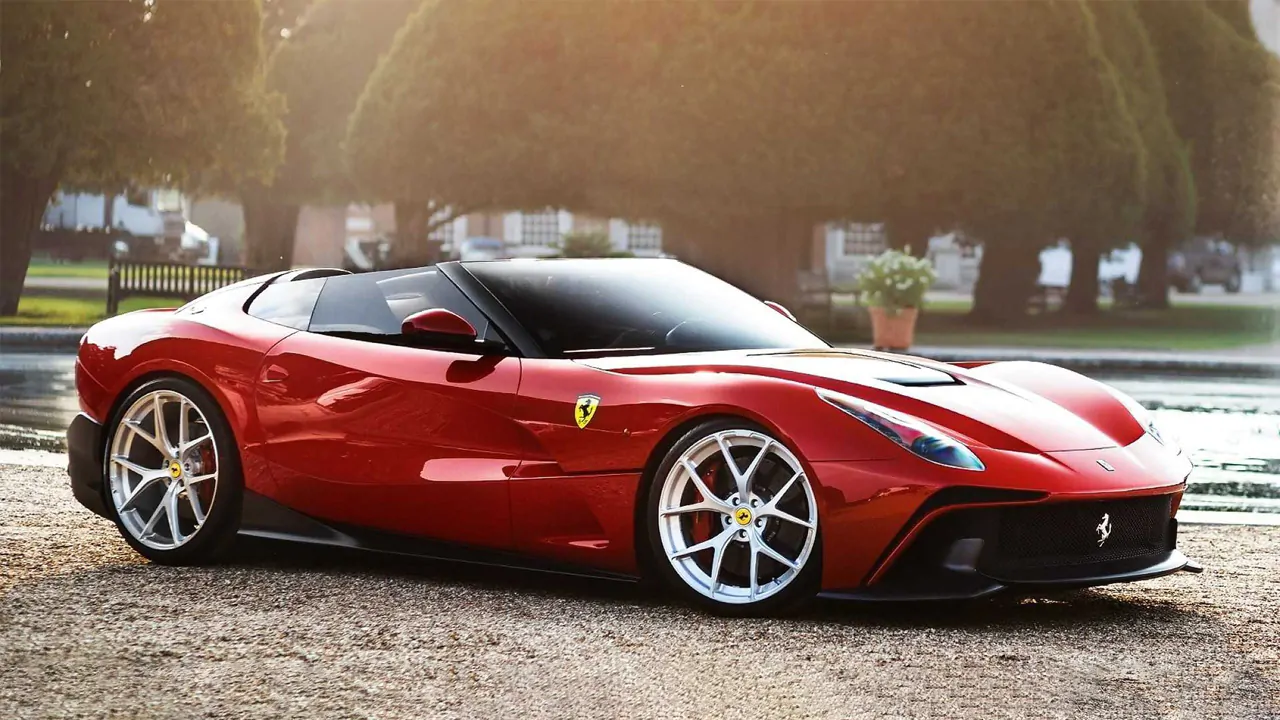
763, 300, 796, 321
401, 308, 477, 341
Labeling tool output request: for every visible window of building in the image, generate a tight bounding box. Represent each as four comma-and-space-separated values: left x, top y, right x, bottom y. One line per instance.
520, 211, 561, 247
836, 223, 886, 256
626, 224, 662, 252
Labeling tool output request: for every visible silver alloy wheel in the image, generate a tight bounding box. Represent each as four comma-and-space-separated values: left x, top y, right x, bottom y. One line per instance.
657, 429, 818, 604
107, 389, 219, 551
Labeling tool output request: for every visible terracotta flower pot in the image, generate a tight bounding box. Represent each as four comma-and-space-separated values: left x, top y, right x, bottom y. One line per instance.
869, 306, 918, 351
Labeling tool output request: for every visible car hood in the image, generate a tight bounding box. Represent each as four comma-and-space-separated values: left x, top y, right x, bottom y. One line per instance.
579, 349, 1128, 453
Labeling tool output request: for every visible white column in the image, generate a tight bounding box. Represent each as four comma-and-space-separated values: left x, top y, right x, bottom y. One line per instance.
608, 219, 629, 251
503, 212, 522, 245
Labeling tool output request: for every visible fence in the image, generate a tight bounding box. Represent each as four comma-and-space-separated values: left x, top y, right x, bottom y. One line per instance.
106, 259, 256, 315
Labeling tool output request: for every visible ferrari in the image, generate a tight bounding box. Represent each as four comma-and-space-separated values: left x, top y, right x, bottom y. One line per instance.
68, 258, 1200, 614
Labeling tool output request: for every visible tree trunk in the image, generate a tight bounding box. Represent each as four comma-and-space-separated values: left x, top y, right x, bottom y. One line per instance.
1137, 219, 1172, 309
242, 193, 299, 272
1, 167, 58, 316
885, 215, 934, 256
661, 213, 811, 304
390, 200, 435, 268
1065, 241, 1101, 315
970, 240, 1041, 325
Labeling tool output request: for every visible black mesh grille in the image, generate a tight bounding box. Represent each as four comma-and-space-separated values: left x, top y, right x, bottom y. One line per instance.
983, 495, 1173, 578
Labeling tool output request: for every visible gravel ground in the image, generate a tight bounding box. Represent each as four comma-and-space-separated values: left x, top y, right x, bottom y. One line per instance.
2, 461, 1278, 720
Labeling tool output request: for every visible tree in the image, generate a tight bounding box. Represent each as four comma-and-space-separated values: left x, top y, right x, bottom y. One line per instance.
241, 0, 418, 271
1066, 1, 1194, 314
1136, 1, 1279, 304
1, 0, 284, 315
348, 1, 1145, 308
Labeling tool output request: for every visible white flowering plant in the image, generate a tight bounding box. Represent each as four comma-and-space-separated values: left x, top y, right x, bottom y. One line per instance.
855, 248, 936, 314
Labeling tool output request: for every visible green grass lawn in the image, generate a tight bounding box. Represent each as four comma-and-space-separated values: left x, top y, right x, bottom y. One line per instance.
914, 300, 1279, 350
25, 260, 110, 280
0, 294, 183, 326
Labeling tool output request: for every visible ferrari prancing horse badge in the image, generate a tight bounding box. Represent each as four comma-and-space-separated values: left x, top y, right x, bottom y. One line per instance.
575, 394, 601, 429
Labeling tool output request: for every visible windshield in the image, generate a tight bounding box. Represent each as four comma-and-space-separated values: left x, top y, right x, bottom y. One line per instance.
464, 259, 828, 358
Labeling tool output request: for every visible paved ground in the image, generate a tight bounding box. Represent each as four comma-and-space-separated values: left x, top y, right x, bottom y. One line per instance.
2, 462, 1278, 719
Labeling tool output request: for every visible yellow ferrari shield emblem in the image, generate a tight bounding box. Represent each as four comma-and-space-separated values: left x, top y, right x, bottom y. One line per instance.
734, 507, 753, 526
575, 394, 601, 429
168, 461, 182, 479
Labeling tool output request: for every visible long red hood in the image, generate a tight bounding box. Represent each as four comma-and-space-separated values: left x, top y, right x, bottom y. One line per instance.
580, 349, 1141, 453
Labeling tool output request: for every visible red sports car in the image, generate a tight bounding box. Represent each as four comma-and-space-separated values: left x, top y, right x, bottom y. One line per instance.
68, 259, 1199, 614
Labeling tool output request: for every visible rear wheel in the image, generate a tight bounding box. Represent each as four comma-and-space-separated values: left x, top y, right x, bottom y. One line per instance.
646, 420, 821, 615
104, 377, 242, 564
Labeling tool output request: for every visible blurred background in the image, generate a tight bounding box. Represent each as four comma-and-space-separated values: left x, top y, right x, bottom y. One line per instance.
1, 0, 1279, 519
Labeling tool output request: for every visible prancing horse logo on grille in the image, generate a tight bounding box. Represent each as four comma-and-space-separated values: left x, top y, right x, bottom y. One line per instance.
1096, 513, 1112, 547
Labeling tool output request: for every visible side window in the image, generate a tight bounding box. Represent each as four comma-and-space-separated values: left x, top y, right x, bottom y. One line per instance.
308, 268, 494, 343
246, 277, 325, 330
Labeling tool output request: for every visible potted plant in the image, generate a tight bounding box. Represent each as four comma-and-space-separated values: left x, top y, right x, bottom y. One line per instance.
855, 248, 936, 351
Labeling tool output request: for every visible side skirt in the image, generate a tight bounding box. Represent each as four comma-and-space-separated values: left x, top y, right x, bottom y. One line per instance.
238, 491, 640, 584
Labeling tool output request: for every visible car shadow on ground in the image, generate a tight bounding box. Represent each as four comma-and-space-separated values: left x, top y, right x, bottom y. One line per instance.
223, 536, 1202, 629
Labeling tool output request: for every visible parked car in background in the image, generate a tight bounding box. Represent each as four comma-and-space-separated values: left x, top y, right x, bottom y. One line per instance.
1168, 238, 1242, 293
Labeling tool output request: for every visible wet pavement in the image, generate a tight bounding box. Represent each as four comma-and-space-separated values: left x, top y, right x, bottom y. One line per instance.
1, 352, 1276, 512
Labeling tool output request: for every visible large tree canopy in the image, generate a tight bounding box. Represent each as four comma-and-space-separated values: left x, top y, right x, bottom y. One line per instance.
242, 0, 417, 271
1, 0, 284, 314
1138, 1, 1278, 244
349, 1, 1145, 308
1067, 1, 1195, 312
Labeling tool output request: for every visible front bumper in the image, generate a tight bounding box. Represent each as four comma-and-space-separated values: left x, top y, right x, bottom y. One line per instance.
67, 413, 109, 519
821, 492, 1201, 602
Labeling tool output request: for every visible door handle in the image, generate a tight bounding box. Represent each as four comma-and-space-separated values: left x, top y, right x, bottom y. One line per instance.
262, 364, 289, 383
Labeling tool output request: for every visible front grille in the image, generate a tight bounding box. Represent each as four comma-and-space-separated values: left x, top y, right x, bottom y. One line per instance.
982, 495, 1173, 579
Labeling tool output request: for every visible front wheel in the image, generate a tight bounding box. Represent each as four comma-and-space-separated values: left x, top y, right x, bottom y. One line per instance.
103, 377, 242, 564
646, 420, 821, 615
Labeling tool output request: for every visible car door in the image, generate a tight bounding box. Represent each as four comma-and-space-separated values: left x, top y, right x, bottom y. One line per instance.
253, 268, 530, 549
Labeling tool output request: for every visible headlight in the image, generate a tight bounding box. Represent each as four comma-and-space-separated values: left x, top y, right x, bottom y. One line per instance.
817, 389, 985, 471
1102, 385, 1181, 455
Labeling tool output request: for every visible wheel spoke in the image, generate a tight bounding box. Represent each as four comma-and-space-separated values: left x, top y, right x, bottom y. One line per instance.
748, 538, 760, 601
179, 432, 213, 454
707, 527, 737, 598
139, 486, 172, 537
185, 482, 206, 526
153, 394, 174, 457
123, 419, 165, 454
178, 399, 190, 448
166, 485, 183, 544
681, 459, 732, 512
120, 473, 165, 511
753, 531, 800, 570
770, 470, 803, 507
111, 455, 162, 479
739, 439, 773, 492
757, 505, 815, 529
661, 500, 726, 517
185, 472, 216, 485
715, 433, 752, 499
669, 525, 737, 560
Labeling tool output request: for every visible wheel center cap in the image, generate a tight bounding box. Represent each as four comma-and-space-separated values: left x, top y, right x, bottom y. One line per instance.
733, 507, 753, 526
167, 461, 182, 479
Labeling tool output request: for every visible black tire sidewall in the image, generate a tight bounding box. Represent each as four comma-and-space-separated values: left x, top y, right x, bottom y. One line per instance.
643, 418, 822, 616
102, 376, 243, 565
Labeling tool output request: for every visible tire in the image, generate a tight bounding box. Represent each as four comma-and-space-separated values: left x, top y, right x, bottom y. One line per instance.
102, 376, 243, 565
1185, 273, 1203, 294
1225, 272, 1242, 294
645, 419, 821, 616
